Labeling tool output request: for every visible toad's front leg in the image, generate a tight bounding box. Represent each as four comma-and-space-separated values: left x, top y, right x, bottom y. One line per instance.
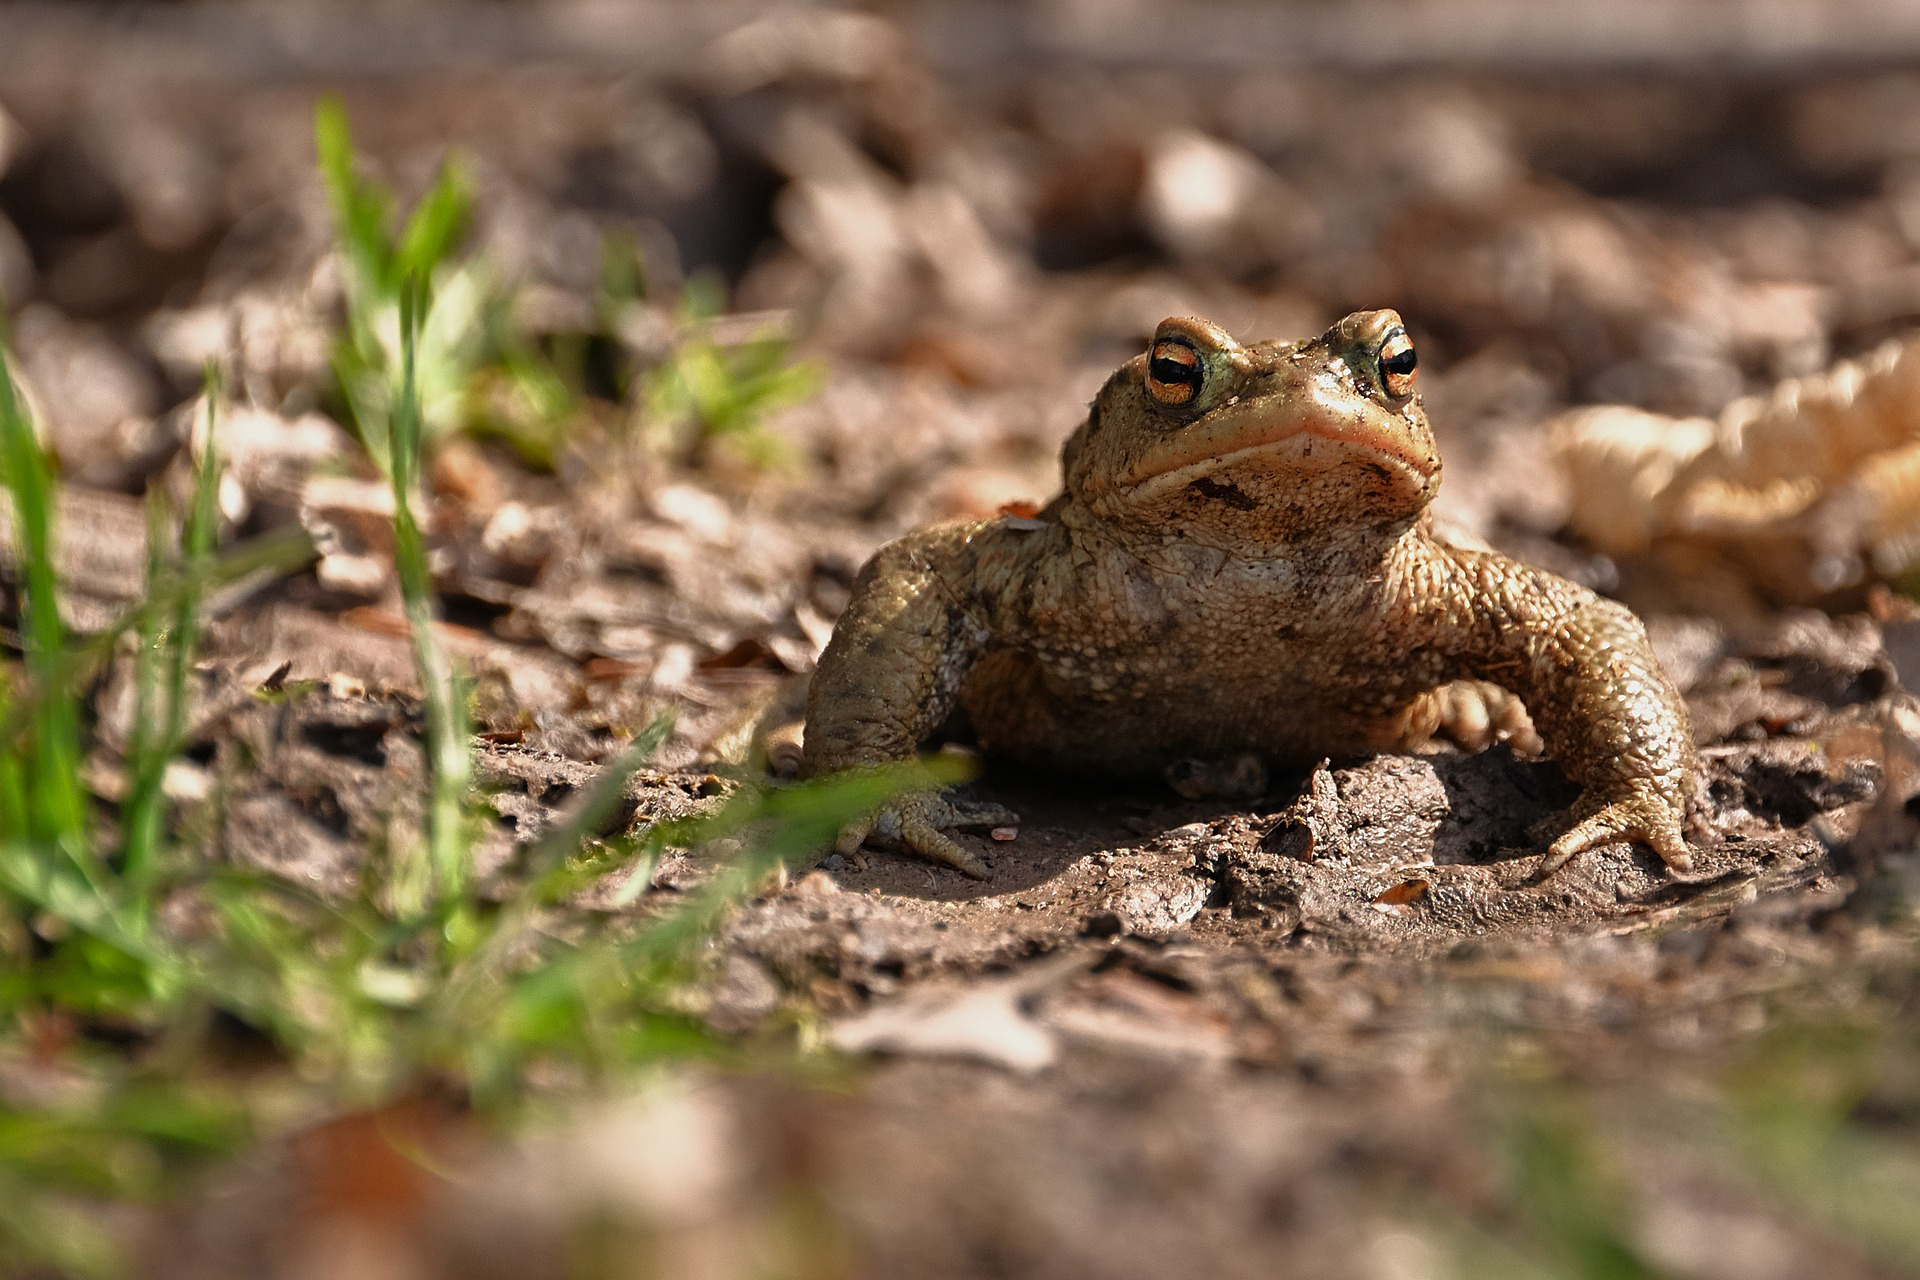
1425, 546, 1697, 876
802, 528, 1016, 879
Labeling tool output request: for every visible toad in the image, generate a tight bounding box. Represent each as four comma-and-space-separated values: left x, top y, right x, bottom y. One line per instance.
803, 310, 1695, 880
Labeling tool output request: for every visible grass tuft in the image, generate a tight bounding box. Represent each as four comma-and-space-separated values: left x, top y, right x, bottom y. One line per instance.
317, 98, 583, 470
0, 159, 931, 1265
641, 272, 820, 466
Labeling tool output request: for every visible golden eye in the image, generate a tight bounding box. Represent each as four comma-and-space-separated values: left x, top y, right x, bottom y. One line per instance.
1378, 331, 1417, 399
1146, 340, 1204, 406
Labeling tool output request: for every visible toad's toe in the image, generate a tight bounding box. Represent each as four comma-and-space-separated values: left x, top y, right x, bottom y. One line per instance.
1537, 785, 1692, 879
945, 797, 1021, 830
834, 792, 1004, 880
899, 809, 992, 879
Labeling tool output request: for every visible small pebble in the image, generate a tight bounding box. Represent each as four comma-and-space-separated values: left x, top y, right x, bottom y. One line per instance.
821, 853, 847, 872
990, 826, 1019, 842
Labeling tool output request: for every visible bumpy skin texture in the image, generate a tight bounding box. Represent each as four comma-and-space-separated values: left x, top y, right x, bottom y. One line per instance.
804, 310, 1696, 879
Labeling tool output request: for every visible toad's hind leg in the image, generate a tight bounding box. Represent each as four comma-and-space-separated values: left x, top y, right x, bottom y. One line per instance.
1393, 680, 1543, 757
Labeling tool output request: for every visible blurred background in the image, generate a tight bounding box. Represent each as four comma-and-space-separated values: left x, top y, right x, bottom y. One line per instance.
12, 0, 1920, 616
5, 2, 1920, 1277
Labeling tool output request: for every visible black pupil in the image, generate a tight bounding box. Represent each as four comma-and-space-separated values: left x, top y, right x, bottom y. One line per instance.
1150, 353, 1203, 389
1381, 347, 1417, 378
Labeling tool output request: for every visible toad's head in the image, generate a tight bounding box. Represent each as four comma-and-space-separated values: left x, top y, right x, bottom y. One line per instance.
1065, 309, 1441, 545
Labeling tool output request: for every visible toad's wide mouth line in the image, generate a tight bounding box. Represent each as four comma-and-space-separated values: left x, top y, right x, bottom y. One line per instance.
1122, 415, 1437, 496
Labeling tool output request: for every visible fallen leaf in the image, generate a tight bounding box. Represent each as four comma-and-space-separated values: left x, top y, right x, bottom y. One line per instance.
291, 1093, 463, 1224
342, 605, 491, 655
583, 656, 650, 681
1370, 878, 1431, 913
697, 637, 780, 671
829, 956, 1087, 1073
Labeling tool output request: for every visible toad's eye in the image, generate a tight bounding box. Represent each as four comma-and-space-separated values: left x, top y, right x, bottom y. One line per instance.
1146, 341, 1204, 406
1378, 332, 1417, 398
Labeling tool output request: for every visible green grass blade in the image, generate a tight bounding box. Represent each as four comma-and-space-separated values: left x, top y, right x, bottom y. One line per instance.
519, 714, 675, 878
620, 762, 958, 964
0, 843, 182, 985
434, 716, 675, 981
0, 1162, 123, 1280
119, 375, 224, 898
387, 275, 472, 911
331, 345, 391, 471
396, 159, 471, 283
1490, 1096, 1672, 1280
118, 490, 174, 887
164, 378, 223, 752
0, 319, 89, 856
314, 97, 396, 295
392, 278, 425, 491
0, 670, 25, 838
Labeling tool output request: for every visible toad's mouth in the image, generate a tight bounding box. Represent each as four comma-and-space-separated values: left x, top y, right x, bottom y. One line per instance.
1122, 409, 1437, 498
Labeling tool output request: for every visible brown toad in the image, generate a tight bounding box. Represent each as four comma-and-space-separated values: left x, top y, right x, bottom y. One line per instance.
803, 310, 1695, 880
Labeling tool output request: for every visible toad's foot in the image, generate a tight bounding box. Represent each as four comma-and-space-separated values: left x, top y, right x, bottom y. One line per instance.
834, 791, 1020, 880
1433, 680, 1542, 756
1535, 779, 1692, 879
1399, 681, 1543, 756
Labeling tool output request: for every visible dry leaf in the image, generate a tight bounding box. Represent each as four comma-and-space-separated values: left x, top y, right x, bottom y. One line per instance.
1370, 878, 1432, 913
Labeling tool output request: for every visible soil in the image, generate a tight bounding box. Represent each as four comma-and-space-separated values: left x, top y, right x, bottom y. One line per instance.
6, 3, 1920, 1276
